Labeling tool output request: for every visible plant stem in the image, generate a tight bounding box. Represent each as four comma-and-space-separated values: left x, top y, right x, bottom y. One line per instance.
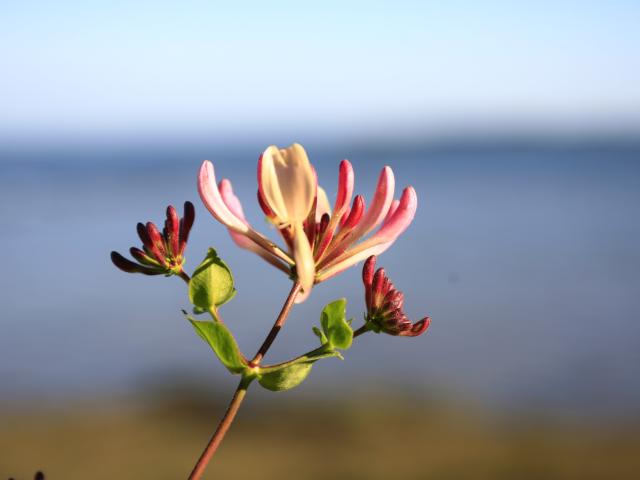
187, 282, 301, 478
249, 281, 301, 367
188, 376, 252, 480
178, 270, 191, 284
353, 324, 371, 338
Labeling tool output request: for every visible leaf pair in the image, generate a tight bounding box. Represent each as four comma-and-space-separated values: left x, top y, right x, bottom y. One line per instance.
185, 248, 245, 374
186, 248, 354, 392
257, 299, 354, 392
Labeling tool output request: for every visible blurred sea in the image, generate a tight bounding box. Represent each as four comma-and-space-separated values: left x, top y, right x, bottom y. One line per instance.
1, 138, 639, 418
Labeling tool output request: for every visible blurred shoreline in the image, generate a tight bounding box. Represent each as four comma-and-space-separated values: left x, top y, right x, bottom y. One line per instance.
2, 384, 640, 480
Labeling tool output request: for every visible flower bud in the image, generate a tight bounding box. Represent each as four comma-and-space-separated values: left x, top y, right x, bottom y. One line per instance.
362, 255, 430, 337
111, 201, 195, 277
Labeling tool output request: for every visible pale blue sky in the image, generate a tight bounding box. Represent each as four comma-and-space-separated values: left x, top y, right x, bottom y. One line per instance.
1, 1, 639, 141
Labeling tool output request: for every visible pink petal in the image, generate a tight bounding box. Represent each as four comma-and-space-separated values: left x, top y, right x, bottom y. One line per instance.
384, 199, 400, 223
218, 179, 248, 225
228, 229, 290, 274
198, 161, 248, 233
342, 195, 365, 230
335, 160, 354, 216
313, 160, 356, 260
316, 187, 417, 282
316, 195, 365, 267
350, 166, 395, 239
366, 186, 417, 244
397, 317, 431, 337
219, 178, 294, 268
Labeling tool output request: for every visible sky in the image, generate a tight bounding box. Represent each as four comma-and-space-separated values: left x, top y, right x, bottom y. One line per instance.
1, 1, 639, 142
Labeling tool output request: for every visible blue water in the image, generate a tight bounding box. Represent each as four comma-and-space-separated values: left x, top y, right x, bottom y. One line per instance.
1, 141, 639, 416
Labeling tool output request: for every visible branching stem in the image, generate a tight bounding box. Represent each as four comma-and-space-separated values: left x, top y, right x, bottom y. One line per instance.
249, 281, 302, 367
187, 281, 301, 479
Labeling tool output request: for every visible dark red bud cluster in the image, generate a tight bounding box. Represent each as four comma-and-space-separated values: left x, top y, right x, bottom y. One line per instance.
111, 201, 195, 276
362, 255, 430, 337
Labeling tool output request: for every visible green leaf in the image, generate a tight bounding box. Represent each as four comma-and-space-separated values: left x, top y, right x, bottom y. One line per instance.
320, 298, 353, 350
186, 315, 246, 374
258, 362, 314, 392
312, 326, 328, 345
189, 248, 236, 311
256, 346, 342, 392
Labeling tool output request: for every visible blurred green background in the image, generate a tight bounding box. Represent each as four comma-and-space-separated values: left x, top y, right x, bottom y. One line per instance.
2, 1, 640, 479
3, 385, 640, 479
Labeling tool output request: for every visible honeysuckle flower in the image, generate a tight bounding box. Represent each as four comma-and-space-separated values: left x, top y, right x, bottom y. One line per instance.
111, 201, 195, 276
198, 143, 417, 301
361, 255, 430, 337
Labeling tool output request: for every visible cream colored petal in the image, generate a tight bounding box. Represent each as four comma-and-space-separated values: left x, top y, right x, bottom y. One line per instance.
292, 222, 316, 294
315, 186, 332, 222
260, 143, 316, 224
260, 146, 289, 222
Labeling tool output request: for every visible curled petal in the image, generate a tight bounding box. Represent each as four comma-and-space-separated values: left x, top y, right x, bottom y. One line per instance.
397, 317, 431, 337
198, 160, 249, 233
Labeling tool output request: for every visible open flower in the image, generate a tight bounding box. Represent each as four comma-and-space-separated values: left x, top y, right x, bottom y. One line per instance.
361, 255, 430, 337
198, 143, 417, 301
111, 201, 195, 276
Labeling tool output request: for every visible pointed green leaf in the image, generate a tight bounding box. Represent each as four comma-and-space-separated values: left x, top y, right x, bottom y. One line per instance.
258, 362, 314, 392
189, 248, 236, 310
186, 315, 246, 374
256, 346, 342, 392
320, 298, 353, 350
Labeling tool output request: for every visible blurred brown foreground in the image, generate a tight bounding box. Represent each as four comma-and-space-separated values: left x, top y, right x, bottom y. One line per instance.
2, 385, 639, 480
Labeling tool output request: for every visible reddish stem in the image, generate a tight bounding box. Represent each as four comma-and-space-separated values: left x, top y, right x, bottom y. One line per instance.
188, 377, 251, 480
187, 281, 301, 478
249, 282, 301, 367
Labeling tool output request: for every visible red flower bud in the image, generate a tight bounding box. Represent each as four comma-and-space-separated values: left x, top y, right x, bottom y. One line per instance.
165, 205, 180, 256
179, 201, 195, 255
111, 201, 195, 277
361, 255, 430, 338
